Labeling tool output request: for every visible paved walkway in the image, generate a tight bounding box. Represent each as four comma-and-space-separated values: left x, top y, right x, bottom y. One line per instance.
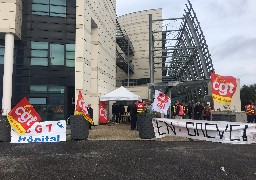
0, 140, 256, 179
67, 123, 188, 141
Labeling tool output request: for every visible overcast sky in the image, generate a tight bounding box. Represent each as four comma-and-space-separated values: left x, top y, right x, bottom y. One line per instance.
116, 0, 256, 86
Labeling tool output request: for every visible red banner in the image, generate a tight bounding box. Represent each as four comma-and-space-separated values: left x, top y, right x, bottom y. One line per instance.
211, 72, 237, 105
7, 97, 41, 135
99, 101, 108, 124
74, 90, 94, 125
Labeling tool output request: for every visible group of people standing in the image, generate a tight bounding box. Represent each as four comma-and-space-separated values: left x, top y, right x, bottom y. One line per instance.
111, 101, 152, 130
111, 99, 213, 131
94, 100, 256, 129
129, 100, 153, 130
171, 100, 212, 120
111, 102, 125, 124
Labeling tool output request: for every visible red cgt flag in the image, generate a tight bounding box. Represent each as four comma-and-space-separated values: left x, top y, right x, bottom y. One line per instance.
7, 97, 41, 136
211, 72, 237, 105
99, 101, 108, 124
74, 90, 94, 125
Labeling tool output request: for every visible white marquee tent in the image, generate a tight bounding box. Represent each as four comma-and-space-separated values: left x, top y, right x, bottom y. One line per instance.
100, 86, 141, 101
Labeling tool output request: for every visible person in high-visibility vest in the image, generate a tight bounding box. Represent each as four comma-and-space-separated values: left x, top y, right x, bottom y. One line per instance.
135, 101, 145, 130
245, 100, 255, 123
175, 101, 184, 119
136, 101, 145, 114
254, 101, 256, 123
187, 102, 193, 119
171, 102, 177, 119
183, 102, 189, 119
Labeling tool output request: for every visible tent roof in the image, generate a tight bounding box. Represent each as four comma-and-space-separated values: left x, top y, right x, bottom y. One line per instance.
100, 86, 141, 101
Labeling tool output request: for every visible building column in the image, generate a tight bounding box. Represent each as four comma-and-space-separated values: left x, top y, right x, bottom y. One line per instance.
2, 33, 14, 115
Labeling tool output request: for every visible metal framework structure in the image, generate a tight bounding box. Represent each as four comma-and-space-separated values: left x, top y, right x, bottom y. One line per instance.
116, 19, 134, 74
149, 0, 214, 102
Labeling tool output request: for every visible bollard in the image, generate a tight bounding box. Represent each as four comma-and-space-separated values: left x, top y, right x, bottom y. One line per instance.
70, 115, 89, 140
137, 114, 155, 139
0, 116, 11, 142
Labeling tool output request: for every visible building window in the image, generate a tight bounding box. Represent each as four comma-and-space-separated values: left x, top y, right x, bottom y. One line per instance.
29, 97, 47, 104
48, 85, 65, 93
0, 45, 4, 64
31, 41, 74, 67
66, 44, 75, 67
30, 85, 64, 93
50, 44, 64, 65
121, 78, 150, 86
32, 0, 66, 17
31, 41, 48, 66
30, 85, 47, 93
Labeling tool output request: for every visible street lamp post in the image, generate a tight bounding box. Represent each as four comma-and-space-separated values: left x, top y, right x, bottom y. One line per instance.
149, 14, 154, 84
149, 14, 154, 100
127, 39, 130, 87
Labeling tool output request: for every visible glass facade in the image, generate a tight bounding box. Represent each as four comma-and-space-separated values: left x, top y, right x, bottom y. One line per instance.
32, 0, 66, 17
9, 0, 76, 121
30, 85, 65, 120
0, 1, 76, 121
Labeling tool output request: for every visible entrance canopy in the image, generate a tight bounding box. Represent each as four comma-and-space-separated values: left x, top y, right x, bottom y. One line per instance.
100, 86, 141, 101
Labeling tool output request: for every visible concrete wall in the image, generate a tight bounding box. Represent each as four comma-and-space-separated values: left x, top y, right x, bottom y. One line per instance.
127, 86, 149, 100
211, 111, 246, 123
0, 0, 22, 39
76, 0, 116, 125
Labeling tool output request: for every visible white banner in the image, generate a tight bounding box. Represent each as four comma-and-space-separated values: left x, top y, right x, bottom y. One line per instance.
11, 120, 66, 143
152, 118, 256, 144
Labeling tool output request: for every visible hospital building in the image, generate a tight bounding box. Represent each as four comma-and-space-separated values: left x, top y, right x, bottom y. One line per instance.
0, 0, 162, 124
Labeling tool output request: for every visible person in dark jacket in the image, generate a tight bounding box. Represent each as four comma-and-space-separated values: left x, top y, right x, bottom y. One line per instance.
112, 103, 118, 123
203, 104, 211, 120
115, 103, 120, 124
112, 103, 115, 123
119, 103, 125, 123
127, 104, 131, 114
87, 104, 93, 129
187, 102, 193, 119
130, 101, 137, 130
194, 101, 204, 120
